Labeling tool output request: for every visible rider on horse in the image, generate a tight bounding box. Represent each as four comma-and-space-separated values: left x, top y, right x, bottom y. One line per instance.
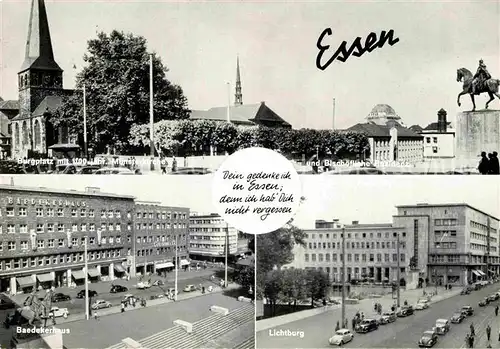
472, 59, 491, 95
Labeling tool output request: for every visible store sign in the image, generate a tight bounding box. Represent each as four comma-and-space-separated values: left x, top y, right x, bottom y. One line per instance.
67, 230, 72, 247
30, 230, 37, 251
4, 197, 87, 207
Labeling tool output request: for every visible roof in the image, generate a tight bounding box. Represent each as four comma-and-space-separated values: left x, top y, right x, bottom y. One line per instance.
423, 122, 452, 131
0, 100, 19, 110
370, 104, 396, 115
32, 95, 64, 117
409, 125, 423, 133
190, 102, 291, 127
347, 123, 423, 139
0, 184, 136, 200
236, 255, 255, 267
395, 203, 499, 221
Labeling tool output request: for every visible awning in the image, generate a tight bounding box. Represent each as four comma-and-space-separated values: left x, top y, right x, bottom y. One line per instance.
477, 270, 486, 276
156, 262, 174, 269
16, 276, 34, 287
114, 264, 125, 273
36, 273, 54, 283
180, 260, 190, 266
72, 270, 86, 280
87, 268, 101, 278
472, 270, 481, 276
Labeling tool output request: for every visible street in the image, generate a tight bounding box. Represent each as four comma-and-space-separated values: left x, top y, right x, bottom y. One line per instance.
7, 268, 224, 319
257, 283, 500, 348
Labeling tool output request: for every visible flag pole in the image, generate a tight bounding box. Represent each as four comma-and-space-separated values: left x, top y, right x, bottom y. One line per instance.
175, 234, 178, 301
83, 84, 88, 159
149, 53, 155, 171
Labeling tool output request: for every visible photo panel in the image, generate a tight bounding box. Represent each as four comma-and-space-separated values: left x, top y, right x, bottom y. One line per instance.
0, 175, 255, 349
256, 175, 500, 349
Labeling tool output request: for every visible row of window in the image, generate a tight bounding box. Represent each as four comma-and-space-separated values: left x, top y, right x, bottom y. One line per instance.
136, 222, 186, 230
434, 219, 458, 226
189, 243, 231, 249
136, 234, 187, 244
136, 211, 187, 220
471, 220, 496, 232
0, 249, 122, 271
307, 240, 406, 250
430, 255, 462, 263
302, 266, 406, 277
190, 219, 224, 225
305, 253, 406, 263
190, 235, 231, 241
434, 230, 457, 238
136, 246, 187, 257
190, 228, 224, 232
471, 232, 497, 243
308, 231, 406, 240
434, 242, 458, 249
471, 243, 489, 251
0, 223, 128, 234
2, 207, 188, 221
0, 235, 125, 251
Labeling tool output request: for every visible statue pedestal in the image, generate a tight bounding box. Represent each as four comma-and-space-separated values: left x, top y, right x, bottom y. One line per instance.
456, 110, 500, 165
406, 270, 419, 290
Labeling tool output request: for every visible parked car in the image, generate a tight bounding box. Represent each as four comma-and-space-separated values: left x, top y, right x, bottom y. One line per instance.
152, 280, 164, 286
461, 305, 474, 316
380, 311, 397, 324
479, 298, 489, 307
460, 288, 471, 295
418, 330, 438, 347
76, 290, 98, 298
136, 281, 151, 289
487, 294, 497, 302
355, 319, 378, 333
91, 300, 112, 310
450, 312, 465, 323
94, 167, 135, 175
122, 294, 137, 303
396, 306, 414, 317
170, 167, 212, 175
434, 319, 450, 334
415, 301, 429, 310
77, 166, 101, 174
110, 285, 128, 293
183, 285, 196, 292
42, 307, 69, 319
51, 293, 71, 303
329, 329, 354, 346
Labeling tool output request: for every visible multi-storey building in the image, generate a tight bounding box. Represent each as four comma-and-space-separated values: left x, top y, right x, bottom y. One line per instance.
188, 213, 251, 261
287, 219, 409, 284
134, 202, 189, 276
395, 203, 500, 285
0, 185, 135, 294
285, 203, 500, 287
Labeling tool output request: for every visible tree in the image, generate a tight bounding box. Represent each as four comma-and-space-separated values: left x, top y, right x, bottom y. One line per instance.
52, 30, 190, 154
304, 269, 330, 307
234, 266, 254, 296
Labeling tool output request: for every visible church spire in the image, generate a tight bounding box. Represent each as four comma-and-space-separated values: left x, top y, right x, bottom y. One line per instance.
20, 0, 62, 73
234, 56, 243, 106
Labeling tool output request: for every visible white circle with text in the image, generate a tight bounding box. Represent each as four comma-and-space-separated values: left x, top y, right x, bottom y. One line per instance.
212, 147, 302, 235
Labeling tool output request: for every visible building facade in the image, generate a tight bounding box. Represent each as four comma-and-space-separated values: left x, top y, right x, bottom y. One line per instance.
188, 213, 251, 261
286, 203, 500, 287
0, 185, 135, 294
133, 202, 190, 276
286, 219, 410, 284
394, 203, 500, 286
420, 109, 455, 159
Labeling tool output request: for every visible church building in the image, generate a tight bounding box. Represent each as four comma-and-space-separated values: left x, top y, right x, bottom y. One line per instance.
0, 0, 74, 160
190, 57, 292, 129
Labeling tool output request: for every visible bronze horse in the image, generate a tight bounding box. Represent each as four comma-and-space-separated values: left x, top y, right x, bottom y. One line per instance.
457, 67, 500, 111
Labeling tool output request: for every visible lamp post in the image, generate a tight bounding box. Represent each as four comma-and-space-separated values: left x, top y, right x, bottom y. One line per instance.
83, 84, 88, 159
396, 233, 401, 308
149, 53, 155, 171
224, 224, 229, 288
174, 234, 178, 301
341, 225, 346, 329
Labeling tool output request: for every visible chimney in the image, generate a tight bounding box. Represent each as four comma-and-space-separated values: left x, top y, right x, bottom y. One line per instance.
352, 220, 359, 225
437, 109, 447, 133
85, 187, 100, 193
260, 101, 265, 105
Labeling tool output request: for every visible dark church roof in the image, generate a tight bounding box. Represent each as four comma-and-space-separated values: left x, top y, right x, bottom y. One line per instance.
0, 100, 20, 111
20, 0, 62, 73
347, 123, 423, 139
190, 102, 291, 128
12, 95, 63, 121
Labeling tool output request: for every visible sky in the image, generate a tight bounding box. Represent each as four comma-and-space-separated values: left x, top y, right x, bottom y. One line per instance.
1, 0, 499, 130
3, 175, 499, 230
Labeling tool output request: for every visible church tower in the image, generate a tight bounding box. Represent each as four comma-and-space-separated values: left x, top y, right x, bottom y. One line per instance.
18, 0, 63, 119
234, 57, 243, 106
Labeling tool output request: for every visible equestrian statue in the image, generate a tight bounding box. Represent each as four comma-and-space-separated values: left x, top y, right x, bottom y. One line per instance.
457, 59, 500, 111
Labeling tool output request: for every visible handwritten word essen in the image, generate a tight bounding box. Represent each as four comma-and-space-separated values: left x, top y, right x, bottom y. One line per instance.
212, 147, 301, 235
316, 29, 400, 70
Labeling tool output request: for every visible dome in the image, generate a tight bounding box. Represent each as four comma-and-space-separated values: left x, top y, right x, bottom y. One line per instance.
366, 104, 404, 126
370, 104, 396, 116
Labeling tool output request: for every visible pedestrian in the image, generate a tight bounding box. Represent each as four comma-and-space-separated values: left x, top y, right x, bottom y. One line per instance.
344, 318, 348, 329
202, 286, 205, 294
487, 324, 491, 341
479, 151, 489, 174
361, 312, 364, 320
470, 323, 475, 337
352, 318, 356, 329
498, 327, 500, 341
465, 334, 470, 348
492, 152, 500, 174
495, 305, 498, 316
121, 303, 125, 313
470, 333, 474, 348
94, 311, 99, 321
335, 321, 340, 331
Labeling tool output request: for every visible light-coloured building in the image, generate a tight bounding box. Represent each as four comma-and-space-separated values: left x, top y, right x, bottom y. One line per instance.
285, 219, 410, 284
188, 213, 251, 261
286, 203, 500, 287
420, 109, 455, 159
